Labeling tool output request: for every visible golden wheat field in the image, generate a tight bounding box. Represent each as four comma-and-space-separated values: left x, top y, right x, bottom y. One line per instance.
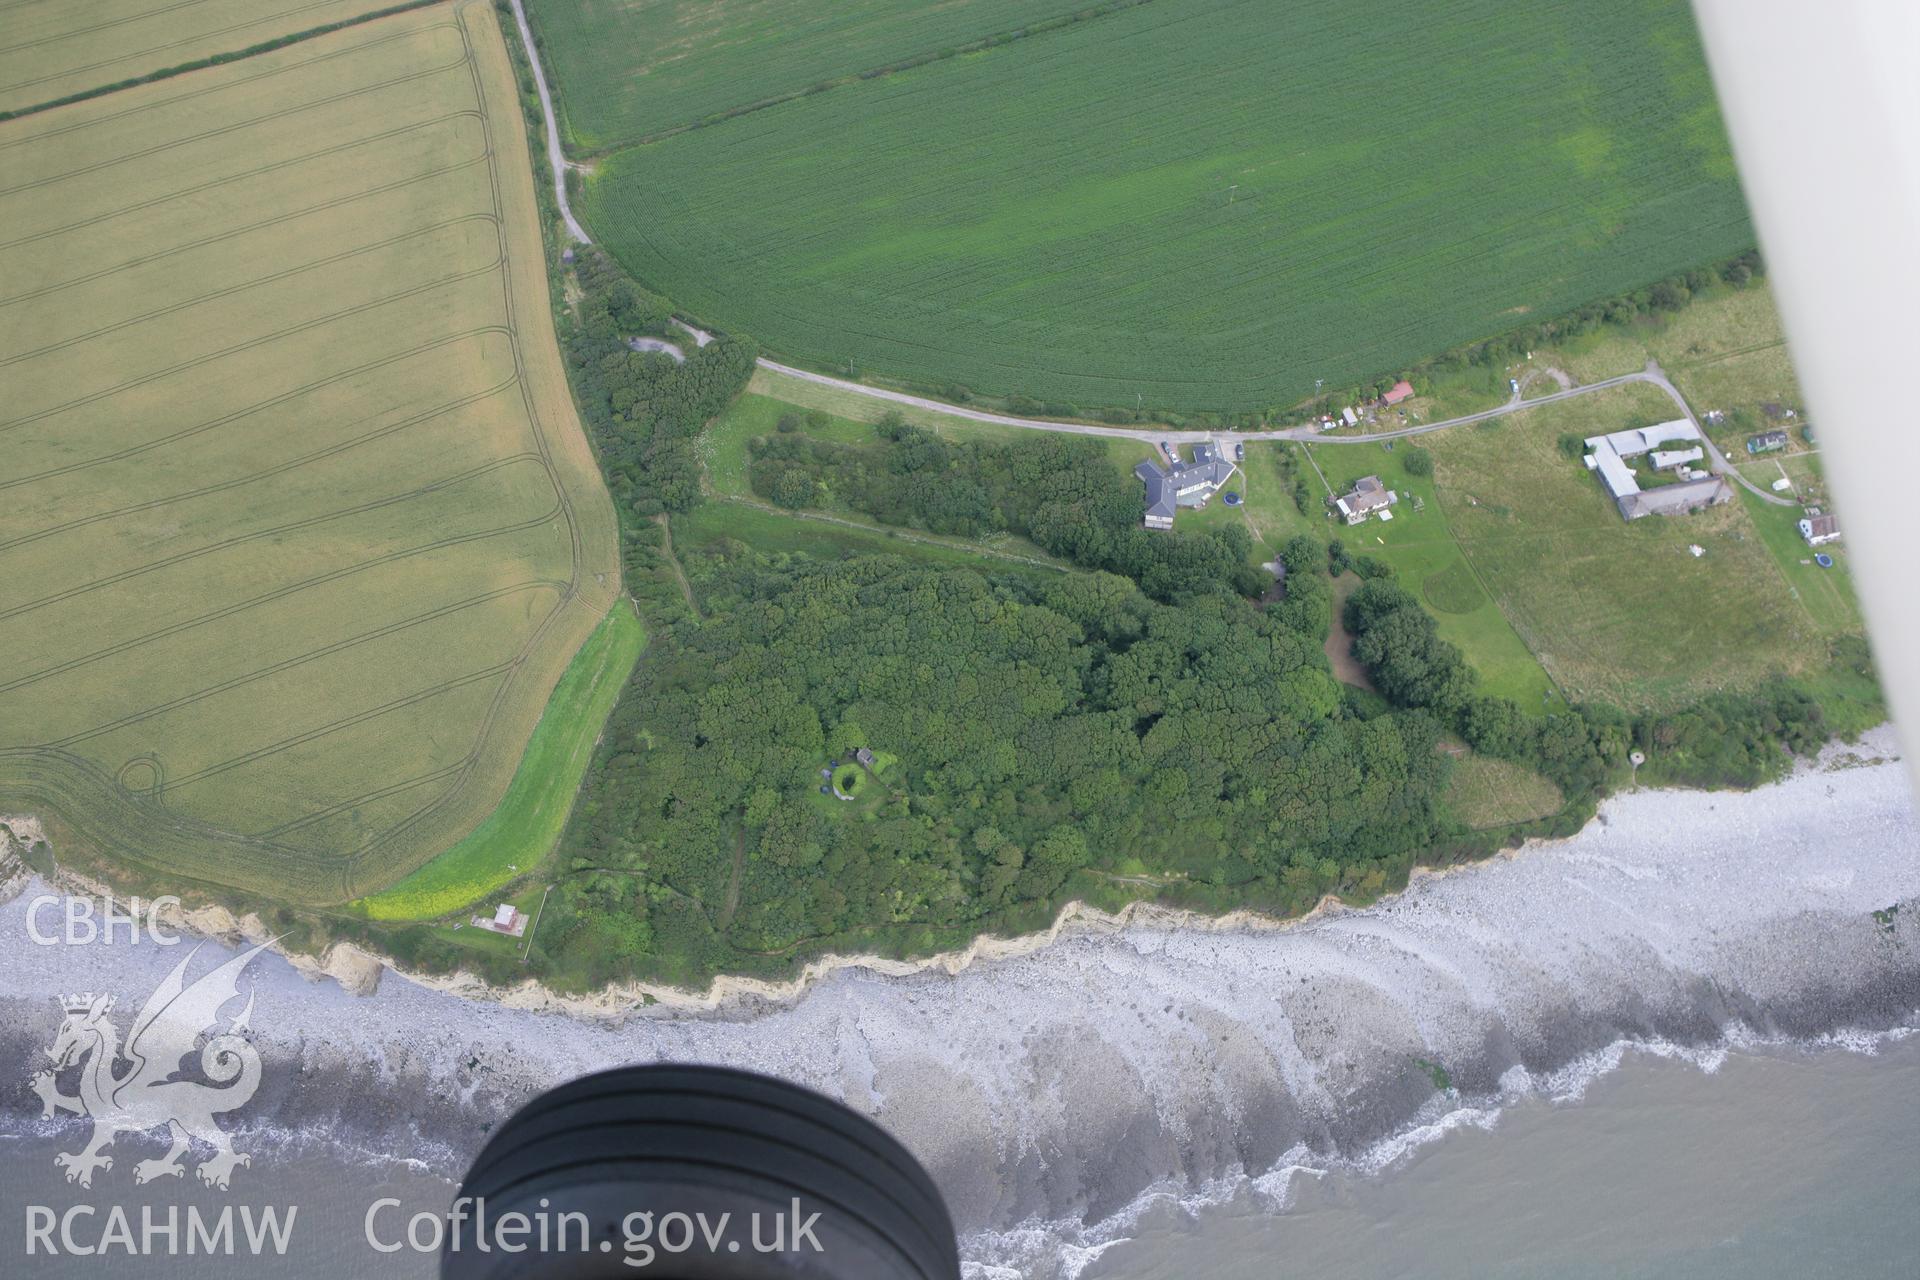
0, 0, 404, 116
0, 0, 619, 903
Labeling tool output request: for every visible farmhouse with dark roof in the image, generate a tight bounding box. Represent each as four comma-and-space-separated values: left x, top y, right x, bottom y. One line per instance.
1136, 443, 1235, 529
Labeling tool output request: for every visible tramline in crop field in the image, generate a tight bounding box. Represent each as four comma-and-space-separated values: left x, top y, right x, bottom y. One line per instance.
0, 0, 622, 904
522, 0, 1110, 151
575, 0, 1753, 414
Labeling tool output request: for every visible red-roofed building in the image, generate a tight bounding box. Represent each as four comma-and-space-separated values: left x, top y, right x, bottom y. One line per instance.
1383, 380, 1415, 406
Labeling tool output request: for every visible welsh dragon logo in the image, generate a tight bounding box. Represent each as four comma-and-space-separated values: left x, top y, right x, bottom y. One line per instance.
29, 941, 270, 1190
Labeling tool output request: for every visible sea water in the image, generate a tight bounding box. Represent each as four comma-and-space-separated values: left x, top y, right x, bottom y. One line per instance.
1082, 1037, 1920, 1280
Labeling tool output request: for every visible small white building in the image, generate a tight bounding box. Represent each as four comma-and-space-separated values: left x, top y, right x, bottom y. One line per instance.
1799, 514, 1841, 547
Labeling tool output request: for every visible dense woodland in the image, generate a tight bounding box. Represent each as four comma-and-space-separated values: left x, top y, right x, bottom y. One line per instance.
749, 419, 1268, 600
535, 551, 1452, 986
561, 250, 757, 519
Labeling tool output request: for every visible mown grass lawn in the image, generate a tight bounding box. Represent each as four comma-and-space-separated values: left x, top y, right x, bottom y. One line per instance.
1733, 487, 1862, 636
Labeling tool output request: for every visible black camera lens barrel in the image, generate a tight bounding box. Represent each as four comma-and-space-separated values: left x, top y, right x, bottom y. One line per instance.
443, 1064, 961, 1279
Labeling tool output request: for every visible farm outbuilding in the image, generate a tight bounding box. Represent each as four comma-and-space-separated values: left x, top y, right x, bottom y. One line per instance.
1582, 420, 1724, 519
1799, 514, 1841, 546
1650, 446, 1704, 472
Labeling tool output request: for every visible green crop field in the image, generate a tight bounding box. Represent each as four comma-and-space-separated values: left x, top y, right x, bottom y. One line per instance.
357, 602, 644, 920
0, 0, 403, 115
523, 0, 1106, 151
574, 0, 1752, 412
1423, 385, 1820, 708
0, 0, 620, 904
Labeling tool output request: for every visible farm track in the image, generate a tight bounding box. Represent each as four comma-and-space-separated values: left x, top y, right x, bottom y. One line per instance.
1, 2, 621, 901
505, 0, 586, 242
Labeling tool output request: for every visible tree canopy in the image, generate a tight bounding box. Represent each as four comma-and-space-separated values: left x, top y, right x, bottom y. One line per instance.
537, 552, 1449, 985
747, 420, 1267, 600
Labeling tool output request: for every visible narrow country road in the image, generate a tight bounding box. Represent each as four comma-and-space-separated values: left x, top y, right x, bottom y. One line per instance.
758, 360, 1794, 505
507, 0, 590, 244
501, 22, 1793, 507
756, 358, 1224, 442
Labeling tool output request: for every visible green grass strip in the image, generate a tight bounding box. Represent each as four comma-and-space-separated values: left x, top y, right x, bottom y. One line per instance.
355, 600, 645, 920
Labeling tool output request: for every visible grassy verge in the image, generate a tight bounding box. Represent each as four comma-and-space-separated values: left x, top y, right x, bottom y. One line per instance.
356, 601, 646, 920
1442, 752, 1564, 831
